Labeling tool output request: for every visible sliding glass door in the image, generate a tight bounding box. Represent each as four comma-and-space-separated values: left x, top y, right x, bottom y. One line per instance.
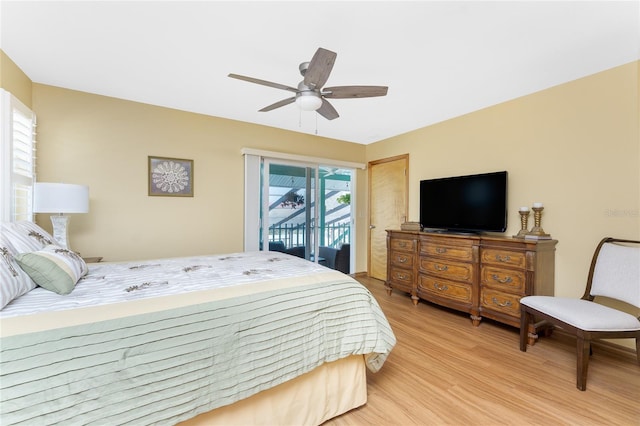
243, 150, 356, 272
259, 159, 353, 269
263, 160, 317, 260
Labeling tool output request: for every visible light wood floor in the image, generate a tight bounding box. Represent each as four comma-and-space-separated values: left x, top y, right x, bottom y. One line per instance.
325, 276, 640, 426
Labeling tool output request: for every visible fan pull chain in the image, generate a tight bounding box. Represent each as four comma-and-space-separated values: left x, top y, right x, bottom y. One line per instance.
297, 111, 319, 134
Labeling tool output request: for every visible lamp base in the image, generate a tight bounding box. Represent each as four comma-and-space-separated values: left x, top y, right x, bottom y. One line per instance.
50, 214, 71, 249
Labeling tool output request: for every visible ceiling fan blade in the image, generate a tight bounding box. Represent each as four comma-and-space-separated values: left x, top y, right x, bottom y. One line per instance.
259, 97, 296, 112
317, 99, 339, 120
228, 73, 298, 93
303, 48, 337, 89
323, 85, 388, 99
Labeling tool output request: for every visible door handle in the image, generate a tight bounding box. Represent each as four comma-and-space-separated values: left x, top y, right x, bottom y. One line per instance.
369, 225, 376, 229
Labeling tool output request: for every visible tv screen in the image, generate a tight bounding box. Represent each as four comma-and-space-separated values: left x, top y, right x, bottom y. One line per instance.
419, 171, 508, 233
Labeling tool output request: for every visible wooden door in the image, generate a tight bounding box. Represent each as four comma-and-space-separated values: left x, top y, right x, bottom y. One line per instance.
368, 155, 408, 280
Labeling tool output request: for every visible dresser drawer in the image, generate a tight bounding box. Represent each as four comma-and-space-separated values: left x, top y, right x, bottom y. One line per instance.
419, 258, 474, 283
388, 266, 414, 291
481, 249, 526, 268
418, 275, 472, 304
480, 288, 521, 318
420, 242, 474, 262
390, 251, 415, 268
390, 237, 416, 253
481, 266, 526, 293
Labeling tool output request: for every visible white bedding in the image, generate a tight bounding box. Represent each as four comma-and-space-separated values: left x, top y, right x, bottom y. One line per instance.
0, 251, 330, 319
0, 251, 396, 425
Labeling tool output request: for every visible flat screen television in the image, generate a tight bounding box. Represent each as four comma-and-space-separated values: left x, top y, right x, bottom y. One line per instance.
419, 171, 508, 233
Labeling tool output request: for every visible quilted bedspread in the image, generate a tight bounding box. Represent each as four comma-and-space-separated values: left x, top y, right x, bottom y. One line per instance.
0, 251, 396, 425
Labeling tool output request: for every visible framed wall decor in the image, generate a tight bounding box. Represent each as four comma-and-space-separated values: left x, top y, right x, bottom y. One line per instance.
148, 156, 194, 197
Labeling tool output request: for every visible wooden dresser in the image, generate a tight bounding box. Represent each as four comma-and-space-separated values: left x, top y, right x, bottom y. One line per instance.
386, 230, 557, 330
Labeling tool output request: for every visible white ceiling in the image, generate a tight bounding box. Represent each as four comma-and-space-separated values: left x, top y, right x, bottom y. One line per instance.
1, 1, 638, 144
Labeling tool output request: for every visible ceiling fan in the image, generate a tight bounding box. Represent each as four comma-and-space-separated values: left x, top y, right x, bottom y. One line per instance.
228, 47, 388, 120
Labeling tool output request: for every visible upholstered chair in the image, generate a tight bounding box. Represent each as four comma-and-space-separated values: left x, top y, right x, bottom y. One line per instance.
519, 237, 640, 391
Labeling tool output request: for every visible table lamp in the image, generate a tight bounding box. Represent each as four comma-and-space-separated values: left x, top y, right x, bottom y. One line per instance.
34, 182, 89, 250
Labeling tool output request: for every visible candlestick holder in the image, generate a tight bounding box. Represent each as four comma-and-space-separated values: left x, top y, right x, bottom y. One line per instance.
526, 206, 551, 239
514, 210, 530, 238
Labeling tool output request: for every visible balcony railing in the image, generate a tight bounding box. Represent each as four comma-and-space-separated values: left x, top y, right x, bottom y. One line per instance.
268, 222, 350, 249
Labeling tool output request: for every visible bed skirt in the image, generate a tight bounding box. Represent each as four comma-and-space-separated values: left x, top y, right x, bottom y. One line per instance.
179, 354, 367, 426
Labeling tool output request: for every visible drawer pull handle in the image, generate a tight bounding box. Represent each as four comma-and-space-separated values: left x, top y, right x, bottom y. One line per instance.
491, 274, 513, 284
495, 255, 511, 262
436, 247, 447, 254
395, 273, 408, 280
398, 242, 407, 248
434, 264, 449, 272
491, 297, 512, 307
434, 283, 449, 291
398, 256, 408, 263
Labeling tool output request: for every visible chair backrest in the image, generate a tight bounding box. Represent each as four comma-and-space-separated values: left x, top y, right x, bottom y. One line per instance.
335, 244, 350, 274
587, 238, 640, 308
268, 241, 286, 253
318, 246, 337, 269
285, 246, 306, 258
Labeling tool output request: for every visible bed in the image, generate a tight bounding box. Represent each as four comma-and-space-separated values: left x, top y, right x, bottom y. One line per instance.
0, 221, 396, 425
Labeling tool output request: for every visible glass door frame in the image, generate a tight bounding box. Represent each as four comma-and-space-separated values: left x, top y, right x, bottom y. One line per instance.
262, 157, 320, 262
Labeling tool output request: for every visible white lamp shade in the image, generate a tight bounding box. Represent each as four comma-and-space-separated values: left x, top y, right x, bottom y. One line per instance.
295, 93, 323, 111
34, 183, 89, 214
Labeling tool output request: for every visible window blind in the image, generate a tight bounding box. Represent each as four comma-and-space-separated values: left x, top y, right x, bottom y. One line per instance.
0, 89, 37, 222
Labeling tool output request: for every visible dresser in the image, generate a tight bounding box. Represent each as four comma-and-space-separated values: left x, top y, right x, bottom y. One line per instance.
386, 230, 557, 331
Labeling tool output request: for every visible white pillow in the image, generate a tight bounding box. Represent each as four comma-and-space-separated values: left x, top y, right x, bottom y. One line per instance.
0, 234, 37, 309
1, 221, 57, 253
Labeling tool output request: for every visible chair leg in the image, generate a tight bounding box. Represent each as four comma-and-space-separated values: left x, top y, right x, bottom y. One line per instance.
519, 308, 530, 352
576, 336, 590, 391
636, 338, 640, 365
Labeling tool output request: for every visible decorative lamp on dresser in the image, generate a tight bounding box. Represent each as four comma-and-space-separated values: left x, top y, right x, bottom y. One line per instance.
385, 230, 557, 344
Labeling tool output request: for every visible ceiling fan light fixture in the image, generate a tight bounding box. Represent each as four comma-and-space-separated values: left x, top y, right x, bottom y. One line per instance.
229, 47, 387, 120
295, 92, 322, 111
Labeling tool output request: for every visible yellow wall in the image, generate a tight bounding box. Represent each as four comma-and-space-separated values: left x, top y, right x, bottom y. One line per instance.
366, 61, 640, 347
0, 50, 32, 108
32, 84, 367, 262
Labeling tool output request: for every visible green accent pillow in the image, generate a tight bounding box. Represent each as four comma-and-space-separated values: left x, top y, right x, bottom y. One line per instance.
15, 245, 88, 295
